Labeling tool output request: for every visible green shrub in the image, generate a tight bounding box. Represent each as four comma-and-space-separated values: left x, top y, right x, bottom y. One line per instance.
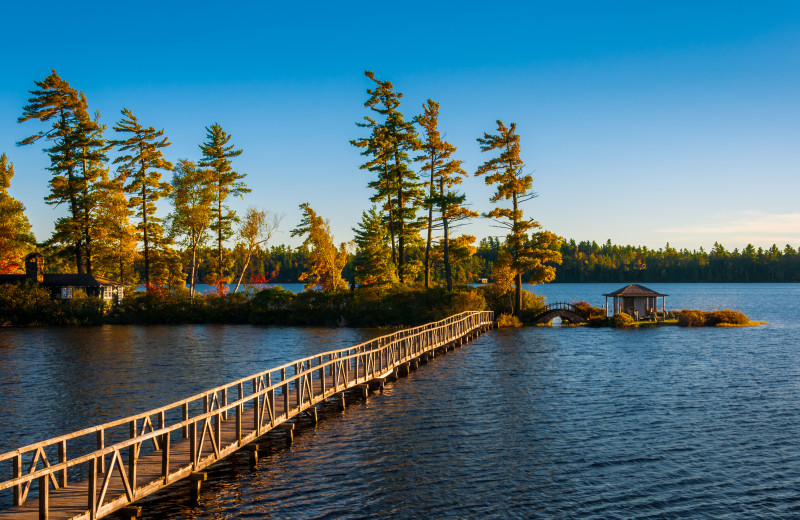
60, 298, 107, 325
0, 282, 59, 325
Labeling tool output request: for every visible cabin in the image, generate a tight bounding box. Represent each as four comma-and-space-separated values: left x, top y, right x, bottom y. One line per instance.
0, 253, 124, 303
603, 284, 667, 321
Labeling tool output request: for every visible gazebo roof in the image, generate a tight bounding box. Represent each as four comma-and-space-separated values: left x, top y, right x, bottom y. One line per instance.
603, 284, 668, 298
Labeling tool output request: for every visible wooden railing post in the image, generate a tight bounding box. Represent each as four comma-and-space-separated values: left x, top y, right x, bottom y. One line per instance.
161, 430, 170, 484
128, 419, 137, 491
190, 421, 197, 469
88, 456, 97, 519
214, 411, 222, 456
157, 411, 165, 451
12, 453, 21, 506
263, 373, 272, 427
182, 403, 189, 439
222, 388, 228, 420
252, 378, 260, 434
39, 474, 49, 520
96, 430, 105, 474
237, 382, 244, 443
281, 368, 289, 417
295, 363, 301, 410
58, 440, 67, 488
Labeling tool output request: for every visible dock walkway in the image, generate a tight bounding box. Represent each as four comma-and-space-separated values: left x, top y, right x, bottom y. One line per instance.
0, 311, 494, 519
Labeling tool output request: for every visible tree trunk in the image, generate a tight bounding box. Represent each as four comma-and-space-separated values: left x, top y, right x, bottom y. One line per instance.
142, 182, 150, 287
395, 155, 404, 284
424, 156, 435, 288
384, 164, 397, 278
217, 192, 224, 280
234, 250, 252, 293
81, 154, 93, 275
512, 191, 521, 316
189, 245, 197, 299
441, 178, 452, 290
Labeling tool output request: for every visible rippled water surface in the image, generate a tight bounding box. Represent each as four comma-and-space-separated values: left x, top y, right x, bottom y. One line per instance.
2, 284, 800, 518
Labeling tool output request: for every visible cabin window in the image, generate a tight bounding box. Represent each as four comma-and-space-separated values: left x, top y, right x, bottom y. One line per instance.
102, 286, 113, 299
61, 287, 73, 299
117, 287, 124, 301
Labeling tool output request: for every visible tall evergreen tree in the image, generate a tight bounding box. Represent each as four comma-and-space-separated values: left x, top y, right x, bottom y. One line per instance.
112, 108, 173, 286
352, 206, 398, 286
18, 71, 96, 273
352, 95, 396, 272
415, 99, 477, 289
0, 154, 36, 273
352, 71, 421, 283
73, 106, 109, 274
198, 123, 250, 282
476, 120, 537, 316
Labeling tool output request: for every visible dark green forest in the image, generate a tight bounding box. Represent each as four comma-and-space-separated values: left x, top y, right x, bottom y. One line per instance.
552, 240, 800, 283
187, 238, 800, 287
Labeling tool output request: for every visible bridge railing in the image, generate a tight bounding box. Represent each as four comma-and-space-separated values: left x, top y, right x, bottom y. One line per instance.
542, 302, 576, 312
0, 310, 493, 519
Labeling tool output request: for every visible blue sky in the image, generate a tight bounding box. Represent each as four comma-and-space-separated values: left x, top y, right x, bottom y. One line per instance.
1, 1, 798, 251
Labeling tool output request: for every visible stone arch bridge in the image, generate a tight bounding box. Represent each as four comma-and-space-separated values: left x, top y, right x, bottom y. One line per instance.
531, 302, 588, 324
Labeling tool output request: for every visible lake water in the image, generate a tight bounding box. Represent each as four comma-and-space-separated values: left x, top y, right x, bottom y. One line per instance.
1, 284, 799, 518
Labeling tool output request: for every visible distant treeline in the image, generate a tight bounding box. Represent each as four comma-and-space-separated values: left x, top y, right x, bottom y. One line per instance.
211, 238, 800, 286
551, 240, 800, 283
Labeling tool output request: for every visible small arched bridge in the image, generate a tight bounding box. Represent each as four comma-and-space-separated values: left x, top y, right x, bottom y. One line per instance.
531, 302, 588, 324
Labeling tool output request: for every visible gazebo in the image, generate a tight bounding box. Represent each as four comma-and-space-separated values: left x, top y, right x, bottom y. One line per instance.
603, 284, 667, 321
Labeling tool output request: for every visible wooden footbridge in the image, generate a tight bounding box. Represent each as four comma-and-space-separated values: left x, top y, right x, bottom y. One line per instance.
0, 311, 494, 520
531, 302, 587, 324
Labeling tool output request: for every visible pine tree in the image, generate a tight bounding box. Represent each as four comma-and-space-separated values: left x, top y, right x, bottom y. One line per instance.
112, 108, 173, 286
291, 203, 349, 291
352, 98, 396, 272
168, 160, 214, 297
352, 206, 398, 286
73, 106, 109, 275
352, 72, 421, 284
0, 154, 36, 273
199, 123, 250, 282
18, 71, 96, 273
415, 99, 477, 289
476, 120, 537, 316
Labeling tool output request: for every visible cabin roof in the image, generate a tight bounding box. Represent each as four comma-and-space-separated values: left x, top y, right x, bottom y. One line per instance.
41, 274, 121, 287
0, 274, 27, 284
0, 273, 121, 287
603, 284, 668, 298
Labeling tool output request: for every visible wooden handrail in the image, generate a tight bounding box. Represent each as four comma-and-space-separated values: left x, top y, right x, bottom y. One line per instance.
0, 310, 494, 517
0, 310, 484, 463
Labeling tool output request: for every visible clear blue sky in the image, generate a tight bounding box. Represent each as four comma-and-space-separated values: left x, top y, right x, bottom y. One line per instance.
1, 1, 798, 252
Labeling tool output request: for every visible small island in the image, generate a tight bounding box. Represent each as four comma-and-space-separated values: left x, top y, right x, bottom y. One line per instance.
519, 284, 765, 329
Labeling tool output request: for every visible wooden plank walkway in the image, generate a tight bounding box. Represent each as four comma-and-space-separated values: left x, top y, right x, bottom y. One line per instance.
0, 311, 494, 520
